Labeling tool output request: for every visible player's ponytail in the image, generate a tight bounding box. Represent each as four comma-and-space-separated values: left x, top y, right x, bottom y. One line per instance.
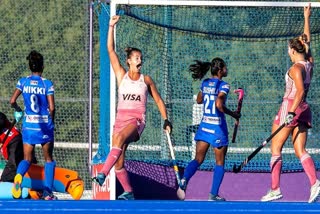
189, 60, 211, 80
190, 58, 226, 80
289, 34, 309, 55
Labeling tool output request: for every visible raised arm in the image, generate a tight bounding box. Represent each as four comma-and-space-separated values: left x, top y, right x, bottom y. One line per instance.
304, 3, 313, 63
304, 3, 311, 43
108, 15, 126, 85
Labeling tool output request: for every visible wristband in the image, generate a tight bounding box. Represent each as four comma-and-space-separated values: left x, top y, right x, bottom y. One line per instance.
163, 119, 173, 131
11, 103, 22, 112
109, 25, 114, 28
288, 112, 296, 117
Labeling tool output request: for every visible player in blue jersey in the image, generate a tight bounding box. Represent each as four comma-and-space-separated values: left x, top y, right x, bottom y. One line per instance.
177, 58, 241, 201
10, 50, 56, 200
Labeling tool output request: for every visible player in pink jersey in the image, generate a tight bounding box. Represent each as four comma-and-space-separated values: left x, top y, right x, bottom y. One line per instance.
261, 4, 320, 203
92, 15, 172, 200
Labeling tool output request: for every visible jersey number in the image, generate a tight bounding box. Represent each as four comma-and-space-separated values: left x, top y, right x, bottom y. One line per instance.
204, 94, 216, 114
30, 94, 40, 113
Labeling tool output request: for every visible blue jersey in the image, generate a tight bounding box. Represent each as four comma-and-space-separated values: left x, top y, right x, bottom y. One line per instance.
16, 75, 54, 144
194, 77, 230, 147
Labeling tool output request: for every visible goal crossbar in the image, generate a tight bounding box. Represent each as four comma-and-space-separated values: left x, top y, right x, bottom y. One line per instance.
105, 0, 320, 200
111, 1, 320, 7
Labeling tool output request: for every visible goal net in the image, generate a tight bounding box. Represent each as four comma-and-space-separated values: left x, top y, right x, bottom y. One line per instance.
94, 0, 320, 177
0, 1, 95, 199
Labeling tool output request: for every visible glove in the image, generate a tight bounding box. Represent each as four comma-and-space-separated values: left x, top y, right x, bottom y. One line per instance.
285, 112, 296, 125
14, 111, 23, 123
163, 119, 173, 133
231, 111, 241, 120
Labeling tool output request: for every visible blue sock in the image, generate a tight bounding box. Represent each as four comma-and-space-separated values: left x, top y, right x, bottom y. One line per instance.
210, 165, 225, 196
16, 160, 31, 176
183, 160, 200, 181
44, 161, 56, 194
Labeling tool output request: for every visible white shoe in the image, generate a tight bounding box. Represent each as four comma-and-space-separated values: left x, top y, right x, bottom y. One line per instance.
261, 188, 283, 202
308, 180, 320, 203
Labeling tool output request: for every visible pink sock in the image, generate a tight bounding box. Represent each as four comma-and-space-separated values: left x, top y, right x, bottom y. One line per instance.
100, 147, 122, 175
115, 168, 132, 193
270, 155, 282, 190
300, 153, 317, 186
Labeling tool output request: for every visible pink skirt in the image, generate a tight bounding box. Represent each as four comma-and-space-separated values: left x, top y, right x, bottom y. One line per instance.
274, 99, 312, 128
113, 109, 146, 141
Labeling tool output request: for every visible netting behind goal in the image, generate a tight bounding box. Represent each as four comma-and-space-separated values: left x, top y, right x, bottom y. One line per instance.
0, 0, 98, 199
96, 1, 320, 173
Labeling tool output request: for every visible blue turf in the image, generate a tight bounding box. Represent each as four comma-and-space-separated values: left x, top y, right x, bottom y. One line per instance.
0, 200, 319, 214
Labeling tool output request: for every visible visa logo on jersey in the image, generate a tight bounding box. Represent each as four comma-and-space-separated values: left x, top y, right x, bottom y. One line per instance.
122, 94, 141, 101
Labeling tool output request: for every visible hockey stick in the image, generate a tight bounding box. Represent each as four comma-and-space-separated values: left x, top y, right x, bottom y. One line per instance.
0, 119, 17, 150
232, 88, 244, 143
232, 122, 286, 173
165, 130, 181, 186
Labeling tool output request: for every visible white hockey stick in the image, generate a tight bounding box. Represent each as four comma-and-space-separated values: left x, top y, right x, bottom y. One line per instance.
165, 130, 181, 186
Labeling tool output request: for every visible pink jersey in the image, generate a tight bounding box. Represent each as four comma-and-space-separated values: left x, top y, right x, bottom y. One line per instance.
274, 60, 313, 127
283, 60, 313, 101
117, 73, 148, 114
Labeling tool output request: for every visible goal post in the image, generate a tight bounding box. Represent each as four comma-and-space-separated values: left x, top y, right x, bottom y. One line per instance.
95, 0, 320, 200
